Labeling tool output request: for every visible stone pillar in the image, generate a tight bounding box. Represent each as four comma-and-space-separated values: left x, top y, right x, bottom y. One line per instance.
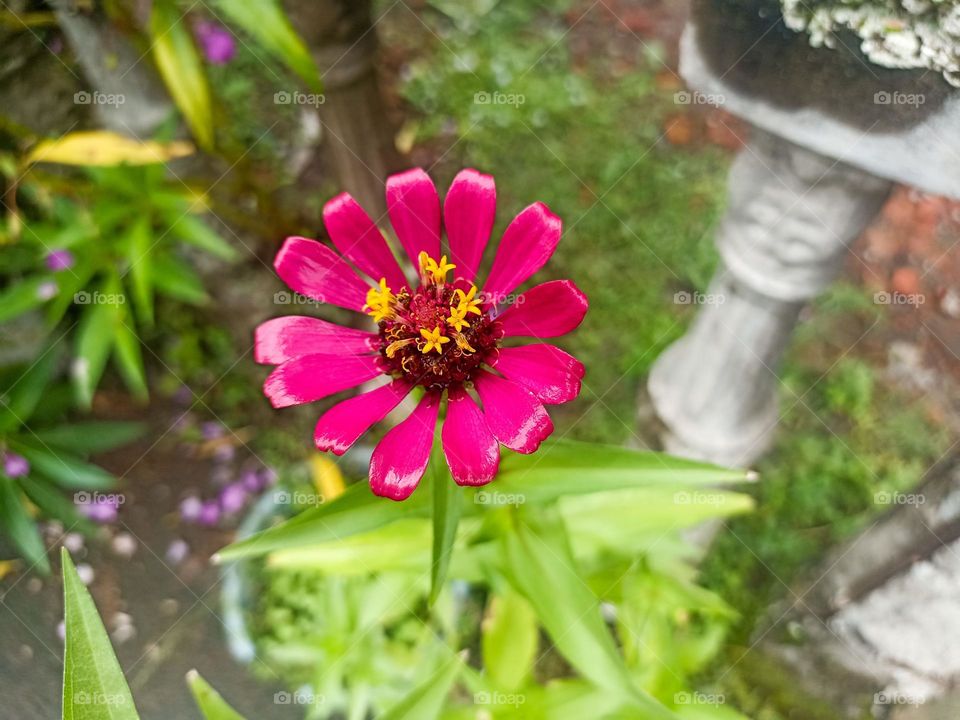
648, 127, 892, 467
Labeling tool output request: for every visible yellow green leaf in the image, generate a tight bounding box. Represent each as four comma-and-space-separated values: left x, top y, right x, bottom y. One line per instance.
26, 131, 194, 167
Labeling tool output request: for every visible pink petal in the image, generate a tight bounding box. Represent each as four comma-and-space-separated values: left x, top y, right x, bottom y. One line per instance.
444, 169, 496, 283
323, 193, 408, 290
254, 316, 378, 365
314, 380, 412, 455
386, 168, 440, 267
482, 202, 562, 299
274, 236, 370, 312
497, 280, 588, 338
492, 344, 584, 405
263, 354, 382, 409
474, 371, 553, 454
442, 389, 499, 486
369, 392, 441, 501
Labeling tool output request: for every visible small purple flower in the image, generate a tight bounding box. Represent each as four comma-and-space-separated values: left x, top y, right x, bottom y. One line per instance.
212, 443, 235, 463
80, 497, 118, 524
45, 249, 75, 272
179, 495, 203, 522
240, 469, 261, 492
258, 466, 278, 488
201, 421, 224, 440
36, 281, 59, 301
3, 452, 30, 478
198, 500, 220, 527
195, 21, 236, 65
166, 538, 190, 565
219, 482, 247, 515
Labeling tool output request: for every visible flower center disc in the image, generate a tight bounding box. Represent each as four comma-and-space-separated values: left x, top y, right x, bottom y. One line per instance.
365, 255, 502, 391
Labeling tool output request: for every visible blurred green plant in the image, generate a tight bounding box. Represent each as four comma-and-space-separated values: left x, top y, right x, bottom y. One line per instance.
1, 133, 237, 407
0, 348, 143, 574
222, 439, 753, 719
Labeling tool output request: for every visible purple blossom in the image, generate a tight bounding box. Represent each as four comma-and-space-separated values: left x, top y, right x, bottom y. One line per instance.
179, 495, 203, 522
45, 249, 75, 272
36, 281, 59, 301
212, 443, 235, 463
258, 466, 278, 488
79, 497, 118, 524
240, 469, 261, 492
195, 21, 236, 65
201, 421, 224, 440
198, 500, 220, 527
3, 452, 30, 478
219, 482, 247, 515
166, 538, 190, 565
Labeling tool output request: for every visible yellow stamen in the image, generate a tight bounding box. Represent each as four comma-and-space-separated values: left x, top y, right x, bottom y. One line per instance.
454, 285, 483, 316
364, 278, 395, 322
418, 252, 456, 285
446, 305, 471, 332
419, 325, 450, 354
385, 338, 415, 358
454, 333, 476, 354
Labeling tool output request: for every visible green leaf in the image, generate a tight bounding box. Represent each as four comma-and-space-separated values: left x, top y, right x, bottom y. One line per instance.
112, 306, 148, 402
150, 0, 214, 150
0, 277, 50, 324
62, 549, 140, 719
208, 0, 321, 91
429, 441, 460, 605
381, 652, 462, 720
72, 279, 123, 408
0, 477, 49, 573
151, 253, 208, 305
482, 588, 538, 691
173, 215, 237, 261
0, 343, 60, 433
125, 217, 154, 327
10, 441, 115, 490
500, 513, 677, 720
33, 422, 146, 455
492, 440, 750, 505
216, 481, 428, 561
186, 670, 247, 720
18, 475, 93, 532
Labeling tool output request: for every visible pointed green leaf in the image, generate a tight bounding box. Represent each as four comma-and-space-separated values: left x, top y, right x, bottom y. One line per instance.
10, 441, 115, 489
112, 308, 148, 402
501, 513, 677, 719
430, 441, 460, 605
151, 253, 208, 305
493, 440, 751, 505
380, 652, 462, 720
208, 0, 320, 91
0, 343, 60, 432
482, 588, 538, 691
125, 217, 154, 327
173, 215, 237, 261
0, 277, 48, 323
61, 549, 140, 719
72, 279, 123, 409
18, 475, 93, 533
0, 477, 49, 573
33, 422, 146, 455
216, 481, 429, 561
150, 0, 214, 149
186, 670, 247, 720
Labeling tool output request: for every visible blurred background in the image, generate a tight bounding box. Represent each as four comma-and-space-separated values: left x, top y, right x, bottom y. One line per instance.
1, 0, 959, 718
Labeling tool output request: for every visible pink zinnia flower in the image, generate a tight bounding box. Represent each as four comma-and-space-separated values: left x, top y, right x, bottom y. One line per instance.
255, 168, 588, 501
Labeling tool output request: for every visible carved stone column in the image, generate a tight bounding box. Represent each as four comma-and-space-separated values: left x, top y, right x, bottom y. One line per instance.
648, 128, 892, 466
